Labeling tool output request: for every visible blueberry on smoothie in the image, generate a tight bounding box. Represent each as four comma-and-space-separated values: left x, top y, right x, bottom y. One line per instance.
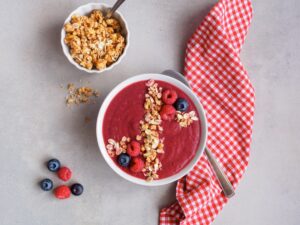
174, 98, 189, 112
118, 153, 131, 167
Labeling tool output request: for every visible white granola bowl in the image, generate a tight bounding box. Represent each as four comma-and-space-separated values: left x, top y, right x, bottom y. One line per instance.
96, 74, 208, 186
60, 3, 130, 74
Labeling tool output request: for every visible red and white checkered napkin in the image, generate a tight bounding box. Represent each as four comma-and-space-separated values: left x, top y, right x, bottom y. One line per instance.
160, 0, 254, 224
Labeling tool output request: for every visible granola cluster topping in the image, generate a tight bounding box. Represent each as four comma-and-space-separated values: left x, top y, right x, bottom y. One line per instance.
106, 137, 130, 157
176, 111, 199, 127
64, 10, 126, 70
139, 80, 165, 181
66, 83, 100, 105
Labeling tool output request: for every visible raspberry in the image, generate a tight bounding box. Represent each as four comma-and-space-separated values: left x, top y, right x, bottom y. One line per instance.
162, 89, 178, 105
127, 141, 141, 157
57, 167, 72, 181
160, 105, 176, 121
129, 157, 145, 173
54, 185, 71, 199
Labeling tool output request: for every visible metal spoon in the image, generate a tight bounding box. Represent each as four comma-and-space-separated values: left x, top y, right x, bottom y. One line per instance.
162, 70, 235, 198
106, 0, 126, 18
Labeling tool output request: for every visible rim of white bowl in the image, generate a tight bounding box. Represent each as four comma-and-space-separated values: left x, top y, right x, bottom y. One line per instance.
96, 74, 208, 186
60, 3, 130, 74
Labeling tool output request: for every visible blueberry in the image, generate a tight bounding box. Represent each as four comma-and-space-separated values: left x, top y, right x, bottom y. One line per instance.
40, 178, 53, 191
70, 183, 84, 196
174, 98, 189, 112
118, 153, 131, 167
47, 159, 61, 172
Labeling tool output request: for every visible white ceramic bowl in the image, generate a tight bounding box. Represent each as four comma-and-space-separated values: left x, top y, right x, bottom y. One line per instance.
60, 3, 130, 74
96, 74, 208, 186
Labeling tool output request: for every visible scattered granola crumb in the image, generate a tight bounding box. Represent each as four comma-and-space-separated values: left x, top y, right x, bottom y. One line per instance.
66, 83, 100, 106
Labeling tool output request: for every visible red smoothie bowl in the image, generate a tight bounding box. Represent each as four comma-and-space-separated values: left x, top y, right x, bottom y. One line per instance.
96, 74, 207, 186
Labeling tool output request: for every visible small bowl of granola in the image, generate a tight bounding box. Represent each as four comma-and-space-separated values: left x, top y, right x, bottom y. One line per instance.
96, 74, 208, 186
61, 3, 129, 73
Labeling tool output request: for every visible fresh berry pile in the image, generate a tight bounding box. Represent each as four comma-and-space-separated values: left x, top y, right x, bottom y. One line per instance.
160, 89, 189, 120
39, 158, 84, 199
116, 141, 144, 173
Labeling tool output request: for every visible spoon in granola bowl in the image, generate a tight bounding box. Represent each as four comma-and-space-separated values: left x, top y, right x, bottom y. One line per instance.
106, 0, 126, 18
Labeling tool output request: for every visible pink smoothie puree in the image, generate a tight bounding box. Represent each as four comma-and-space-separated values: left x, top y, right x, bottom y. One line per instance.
102, 80, 201, 179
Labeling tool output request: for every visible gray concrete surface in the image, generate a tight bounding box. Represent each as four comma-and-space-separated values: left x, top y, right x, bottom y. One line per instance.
0, 0, 299, 224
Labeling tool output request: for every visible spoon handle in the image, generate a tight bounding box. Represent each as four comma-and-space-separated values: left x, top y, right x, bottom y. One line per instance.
161, 70, 235, 198
205, 147, 235, 198
107, 0, 126, 18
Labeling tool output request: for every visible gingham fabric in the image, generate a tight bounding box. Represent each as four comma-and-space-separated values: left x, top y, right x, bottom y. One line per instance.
159, 0, 254, 224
